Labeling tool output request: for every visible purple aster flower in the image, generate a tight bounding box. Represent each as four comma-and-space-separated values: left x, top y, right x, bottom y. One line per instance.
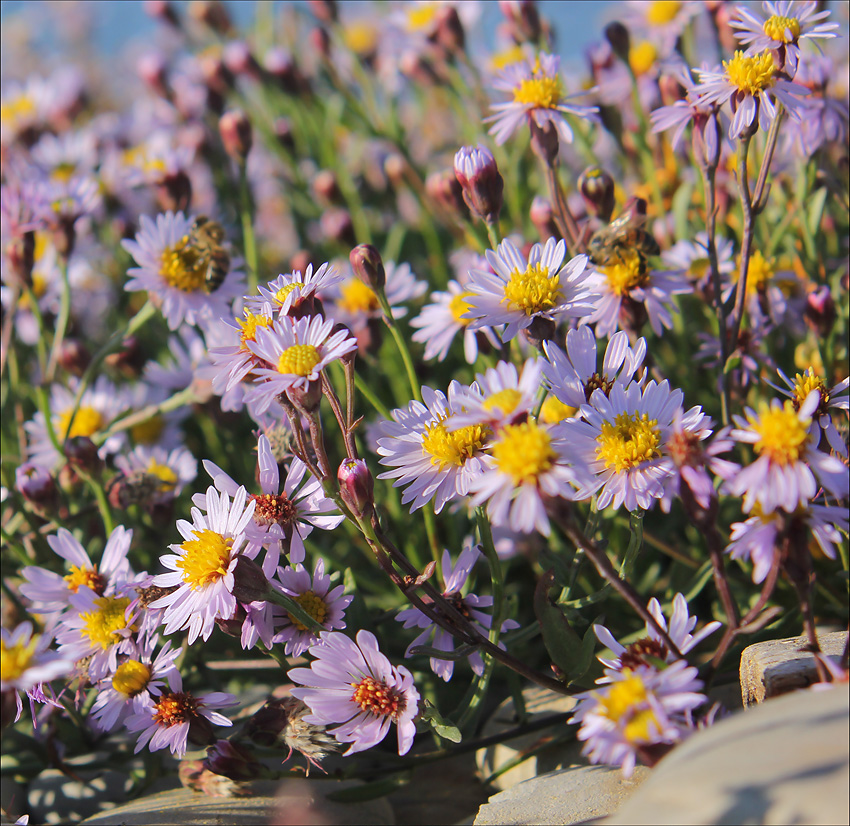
396, 542, 519, 681
113, 445, 197, 507
208, 303, 276, 397
245, 262, 345, 318
695, 320, 775, 393
289, 630, 420, 756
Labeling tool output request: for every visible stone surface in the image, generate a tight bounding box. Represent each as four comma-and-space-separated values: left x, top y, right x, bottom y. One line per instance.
476, 686, 580, 791
740, 630, 847, 706
607, 682, 849, 826
28, 767, 138, 825
81, 778, 394, 825
474, 764, 650, 826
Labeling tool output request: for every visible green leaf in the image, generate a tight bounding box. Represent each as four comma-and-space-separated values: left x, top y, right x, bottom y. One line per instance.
723, 354, 742, 375
807, 186, 828, 238
534, 569, 584, 678
672, 177, 694, 241
419, 699, 463, 743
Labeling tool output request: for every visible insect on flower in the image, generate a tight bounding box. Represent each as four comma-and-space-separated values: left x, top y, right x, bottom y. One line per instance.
587, 198, 660, 268
187, 215, 231, 294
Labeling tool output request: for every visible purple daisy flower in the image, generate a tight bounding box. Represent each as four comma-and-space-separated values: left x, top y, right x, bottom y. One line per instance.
245, 261, 345, 318
289, 630, 420, 756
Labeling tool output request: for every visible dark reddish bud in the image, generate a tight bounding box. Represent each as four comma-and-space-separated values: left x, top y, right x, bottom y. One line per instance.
433, 5, 465, 54
286, 378, 323, 413
204, 740, 266, 782
57, 338, 91, 377
523, 316, 556, 350
64, 437, 100, 473
349, 244, 385, 291
321, 208, 356, 248
310, 26, 332, 60
223, 41, 262, 80
498, 0, 542, 44
578, 166, 616, 223
804, 285, 836, 337
156, 169, 193, 213
604, 21, 631, 63
263, 49, 307, 95
338, 458, 374, 519
137, 52, 169, 98
308, 0, 337, 23
425, 170, 469, 222
618, 295, 648, 335
105, 336, 145, 377
5, 231, 36, 288
144, 0, 180, 27
16, 463, 58, 510
454, 145, 504, 225
530, 196, 558, 241
188, 0, 232, 34
215, 603, 247, 638
219, 109, 253, 163
230, 556, 271, 605
529, 118, 559, 165
273, 117, 295, 150
313, 170, 342, 204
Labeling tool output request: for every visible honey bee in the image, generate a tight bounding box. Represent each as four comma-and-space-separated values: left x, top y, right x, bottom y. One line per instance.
587, 198, 660, 267
189, 215, 230, 293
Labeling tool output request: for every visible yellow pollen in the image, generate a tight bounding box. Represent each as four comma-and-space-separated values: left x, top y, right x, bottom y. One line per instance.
1, 94, 36, 127
629, 41, 658, 76
64, 564, 105, 594
596, 671, 649, 723
748, 400, 810, 465
1, 634, 39, 683
81, 596, 133, 650
763, 14, 801, 43
339, 278, 379, 314
153, 691, 199, 727
112, 660, 152, 697
540, 395, 577, 424
274, 282, 301, 305
792, 369, 828, 412
623, 708, 659, 743
421, 417, 489, 470
289, 590, 328, 632
504, 262, 561, 315
406, 2, 438, 31
492, 420, 556, 485
344, 22, 378, 55
596, 411, 661, 473
351, 675, 405, 718
449, 292, 476, 325
647, 1, 681, 24
490, 44, 527, 72
513, 61, 562, 108
238, 311, 273, 347
51, 162, 77, 184
278, 344, 321, 376
146, 459, 178, 493
57, 405, 104, 440
159, 237, 208, 292
724, 50, 776, 96
735, 249, 773, 294
602, 249, 649, 296
130, 415, 165, 446
176, 529, 234, 590
483, 388, 523, 415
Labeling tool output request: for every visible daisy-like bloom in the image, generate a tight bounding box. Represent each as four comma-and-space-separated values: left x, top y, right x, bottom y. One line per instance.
24, 376, 131, 471
661, 232, 735, 291
410, 279, 500, 363
620, 1, 703, 56
581, 249, 691, 338
448, 358, 543, 433
122, 211, 245, 330
396, 543, 519, 681
726, 503, 848, 583
90, 637, 182, 732
468, 417, 583, 535
376, 382, 489, 514
289, 630, 420, 756
196, 435, 343, 575
113, 445, 197, 507
692, 49, 809, 139
730, 1, 839, 77
464, 238, 596, 342
486, 51, 598, 146
695, 321, 775, 392
272, 559, 353, 657
1, 622, 74, 723
35, 175, 102, 243
144, 326, 211, 392
20, 525, 135, 625
770, 367, 849, 457
244, 262, 344, 318
208, 303, 276, 397
243, 314, 358, 416
125, 689, 237, 758
724, 392, 849, 513
542, 328, 646, 415
150, 486, 257, 644
560, 380, 705, 513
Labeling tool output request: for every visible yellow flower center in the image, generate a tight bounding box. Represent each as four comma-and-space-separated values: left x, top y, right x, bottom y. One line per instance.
492, 420, 556, 485
1, 94, 36, 128
146, 458, 178, 493
0, 634, 39, 683
724, 51, 776, 96
112, 659, 152, 697
57, 405, 104, 440
504, 262, 561, 315
792, 369, 828, 413
421, 417, 489, 470
596, 671, 651, 730
596, 411, 661, 472
344, 22, 378, 55
51, 162, 78, 184
64, 564, 106, 594
483, 388, 523, 415
513, 60, 562, 109
81, 596, 134, 650
176, 529, 234, 590
748, 400, 811, 465
289, 590, 328, 633
351, 675, 406, 718
629, 41, 658, 77
238, 311, 273, 348
763, 14, 801, 43
406, 2, 438, 31
339, 278, 379, 314
735, 249, 773, 294
278, 344, 321, 376
490, 44, 527, 72
159, 236, 208, 292
130, 415, 165, 446
274, 282, 301, 306
540, 395, 577, 424
449, 291, 476, 325
647, 1, 681, 24
602, 249, 649, 296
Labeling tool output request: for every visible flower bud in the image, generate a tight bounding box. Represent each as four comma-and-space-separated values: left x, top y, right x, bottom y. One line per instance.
16, 463, 58, 510
604, 21, 631, 64
349, 244, 385, 291
223, 41, 263, 81
383, 153, 407, 188
286, 378, 323, 413
204, 740, 266, 782
498, 0, 542, 44
156, 169, 193, 213
144, 0, 180, 27
454, 145, 504, 225
312, 169, 342, 204
64, 436, 100, 473
433, 5, 465, 54
188, 0, 232, 34
219, 109, 252, 163
804, 285, 836, 338
57, 338, 91, 377
528, 118, 559, 165
230, 556, 271, 605
310, 26, 332, 60
425, 170, 469, 222
578, 166, 615, 223
308, 0, 337, 23
338, 458, 374, 519
273, 117, 295, 150
321, 208, 356, 248
529, 196, 558, 241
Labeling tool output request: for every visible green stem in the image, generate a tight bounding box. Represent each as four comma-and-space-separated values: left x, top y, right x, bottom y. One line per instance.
262, 586, 325, 634
376, 289, 422, 404
728, 134, 754, 358
239, 163, 258, 291
619, 508, 644, 579
77, 469, 114, 535
485, 219, 502, 250
45, 256, 72, 383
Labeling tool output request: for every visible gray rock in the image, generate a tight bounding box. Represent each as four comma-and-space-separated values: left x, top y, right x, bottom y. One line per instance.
80, 778, 394, 825
474, 764, 650, 826
607, 682, 849, 825
740, 630, 847, 706
28, 767, 136, 825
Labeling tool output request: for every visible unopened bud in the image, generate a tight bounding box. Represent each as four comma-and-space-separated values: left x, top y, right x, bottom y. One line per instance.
529, 196, 558, 241
310, 26, 332, 60
144, 0, 180, 27
16, 463, 57, 510
308, 0, 338, 23
286, 378, 323, 413
273, 117, 295, 150
604, 21, 631, 63
454, 144, 504, 225
64, 436, 100, 473
498, 0, 542, 44
156, 169, 193, 213
433, 5, 465, 54
199, 54, 234, 97
804, 285, 836, 337
383, 153, 407, 188
219, 109, 252, 163
104, 336, 145, 378
188, 0, 232, 34
57, 338, 91, 377
230, 555, 271, 604
338, 458, 374, 519
529, 118, 559, 165
578, 166, 615, 223
349, 244, 385, 291
204, 740, 266, 782
425, 170, 468, 222
223, 41, 262, 80
313, 169, 342, 204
